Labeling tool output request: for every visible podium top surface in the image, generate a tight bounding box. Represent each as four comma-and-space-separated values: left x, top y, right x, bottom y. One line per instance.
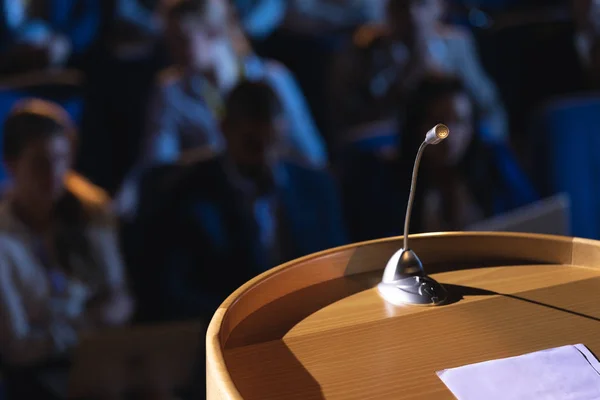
206, 232, 600, 400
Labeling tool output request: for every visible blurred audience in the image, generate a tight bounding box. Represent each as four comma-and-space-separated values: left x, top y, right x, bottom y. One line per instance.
0, 100, 133, 397
114, 0, 327, 218
252, 0, 388, 150
159, 0, 327, 165
330, 0, 508, 148
135, 81, 346, 321
0, 0, 597, 395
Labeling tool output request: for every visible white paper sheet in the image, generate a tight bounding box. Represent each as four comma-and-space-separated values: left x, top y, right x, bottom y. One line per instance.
437, 344, 600, 400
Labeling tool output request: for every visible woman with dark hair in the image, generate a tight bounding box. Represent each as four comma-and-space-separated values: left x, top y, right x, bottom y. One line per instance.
341, 76, 536, 240
0, 99, 133, 396
400, 76, 537, 232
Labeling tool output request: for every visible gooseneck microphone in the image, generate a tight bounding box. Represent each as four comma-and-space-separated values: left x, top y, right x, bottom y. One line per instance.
378, 124, 450, 306
403, 124, 449, 251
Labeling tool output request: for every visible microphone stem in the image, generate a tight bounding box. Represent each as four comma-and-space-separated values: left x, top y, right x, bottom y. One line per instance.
404, 141, 428, 250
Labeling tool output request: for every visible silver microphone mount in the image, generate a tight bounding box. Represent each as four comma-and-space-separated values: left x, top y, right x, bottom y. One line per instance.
377, 124, 450, 306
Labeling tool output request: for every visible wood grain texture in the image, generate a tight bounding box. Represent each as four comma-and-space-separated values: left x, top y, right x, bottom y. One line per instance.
206, 232, 600, 399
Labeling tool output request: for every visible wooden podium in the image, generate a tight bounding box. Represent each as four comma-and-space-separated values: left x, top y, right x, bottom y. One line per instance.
206, 232, 600, 399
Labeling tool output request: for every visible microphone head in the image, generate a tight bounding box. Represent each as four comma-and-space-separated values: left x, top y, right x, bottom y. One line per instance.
424, 124, 449, 145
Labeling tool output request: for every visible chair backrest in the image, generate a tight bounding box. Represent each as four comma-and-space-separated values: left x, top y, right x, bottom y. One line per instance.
532, 94, 600, 239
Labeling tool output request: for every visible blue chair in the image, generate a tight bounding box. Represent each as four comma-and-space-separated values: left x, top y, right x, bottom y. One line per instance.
532, 94, 600, 239
488, 141, 539, 215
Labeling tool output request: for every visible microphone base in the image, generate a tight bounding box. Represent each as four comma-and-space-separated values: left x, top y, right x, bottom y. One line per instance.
377, 275, 448, 306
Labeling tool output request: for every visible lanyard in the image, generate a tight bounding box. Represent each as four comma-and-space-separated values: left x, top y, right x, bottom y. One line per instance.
200, 57, 248, 119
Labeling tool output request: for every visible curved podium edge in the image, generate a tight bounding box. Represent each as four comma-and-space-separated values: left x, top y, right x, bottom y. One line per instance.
206, 232, 600, 399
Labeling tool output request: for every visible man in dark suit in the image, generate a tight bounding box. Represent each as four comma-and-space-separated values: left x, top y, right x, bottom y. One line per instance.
135, 81, 347, 322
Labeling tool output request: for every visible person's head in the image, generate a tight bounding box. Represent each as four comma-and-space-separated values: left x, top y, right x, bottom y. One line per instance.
573, 0, 600, 34
163, 0, 230, 70
3, 99, 76, 211
402, 76, 474, 169
387, 0, 445, 40
222, 81, 287, 183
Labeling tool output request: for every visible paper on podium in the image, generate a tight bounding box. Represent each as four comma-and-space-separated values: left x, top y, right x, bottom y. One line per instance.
437, 344, 600, 400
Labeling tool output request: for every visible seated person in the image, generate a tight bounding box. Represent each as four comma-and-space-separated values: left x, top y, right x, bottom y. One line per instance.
0, 100, 133, 378
342, 76, 536, 240
114, 0, 327, 218
0, 0, 101, 73
399, 77, 536, 232
330, 0, 507, 146
137, 81, 346, 322
147, 0, 326, 165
